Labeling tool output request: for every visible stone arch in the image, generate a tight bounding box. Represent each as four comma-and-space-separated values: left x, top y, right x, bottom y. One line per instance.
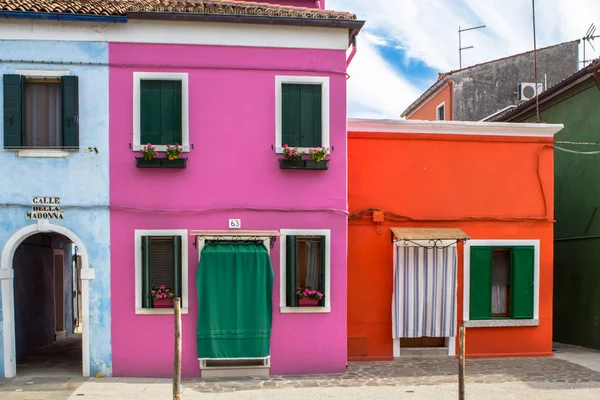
0, 220, 95, 377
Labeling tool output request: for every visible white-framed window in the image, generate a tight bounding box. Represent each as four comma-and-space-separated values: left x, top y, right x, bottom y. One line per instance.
4, 69, 78, 156
134, 229, 188, 315
436, 102, 445, 120
133, 72, 189, 152
463, 239, 540, 328
275, 76, 330, 154
280, 229, 331, 313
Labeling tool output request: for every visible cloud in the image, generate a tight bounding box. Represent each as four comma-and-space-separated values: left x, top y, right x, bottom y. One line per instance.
327, 0, 600, 118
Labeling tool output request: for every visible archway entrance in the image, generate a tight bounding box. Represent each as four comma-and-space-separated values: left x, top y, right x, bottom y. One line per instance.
1, 220, 94, 377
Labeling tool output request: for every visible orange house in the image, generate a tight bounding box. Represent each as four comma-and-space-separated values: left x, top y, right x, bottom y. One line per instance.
347, 119, 563, 360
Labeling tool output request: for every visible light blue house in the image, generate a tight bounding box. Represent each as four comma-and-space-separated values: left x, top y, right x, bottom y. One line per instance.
0, 36, 112, 377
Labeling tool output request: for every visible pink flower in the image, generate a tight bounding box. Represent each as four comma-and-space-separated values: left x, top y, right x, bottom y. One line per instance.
283, 144, 288, 149
152, 290, 156, 294
161, 285, 165, 289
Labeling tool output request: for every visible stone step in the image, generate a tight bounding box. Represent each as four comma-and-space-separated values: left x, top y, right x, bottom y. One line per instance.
397, 347, 449, 357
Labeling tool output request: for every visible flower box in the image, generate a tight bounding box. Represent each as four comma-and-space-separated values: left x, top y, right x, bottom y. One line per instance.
298, 298, 320, 307
279, 159, 328, 170
135, 157, 187, 169
153, 298, 174, 308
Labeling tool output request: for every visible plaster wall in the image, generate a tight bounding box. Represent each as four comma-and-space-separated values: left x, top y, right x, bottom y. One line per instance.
0, 40, 111, 377
347, 130, 554, 358
109, 43, 348, 377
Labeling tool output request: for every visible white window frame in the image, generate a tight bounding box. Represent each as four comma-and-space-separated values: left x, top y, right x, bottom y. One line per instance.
274, 76, 330, 154
436, 102, 445, 121
12, 69, 72, 158
463, 239, 541, 328
133, 72, 189, 152
279, 229, 331, 314
134, 229, 189, 315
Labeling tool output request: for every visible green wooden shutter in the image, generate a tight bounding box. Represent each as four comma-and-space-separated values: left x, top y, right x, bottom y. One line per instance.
3, 74, 24, 148
511, 247, 535, 319
286, 235, 298, 307
469, 247, 492, 320
173, 236, 182, 302
61, 75, 79, 148
159, 81, 182, 145
318, 235, 326, 307
140, 80, 162, 145
282, 84, 301, 147
141, 236, 153, 309
300, 85, 322, 148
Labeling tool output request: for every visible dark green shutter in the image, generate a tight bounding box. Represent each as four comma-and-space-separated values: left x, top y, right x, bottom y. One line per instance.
140, 80, 182, 145
318, 235, 326, 307
282, 84, 322, 148
61, 76, 79, 148
282, 84, 301, 147
173, 236, 182, 302
469, 247, 492, 320
300, 85, 322, 148
160, 81, 182, 145
141, 236, 153, 309
3, 74, 24, 148
511, 247, 535, 318
286, 235, 298, 307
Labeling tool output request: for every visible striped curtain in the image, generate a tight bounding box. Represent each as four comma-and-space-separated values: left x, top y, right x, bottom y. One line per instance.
392, 245, 457, 338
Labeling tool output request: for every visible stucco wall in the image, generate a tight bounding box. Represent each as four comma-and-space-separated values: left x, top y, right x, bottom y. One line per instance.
407, 83, 452, 120
109, 43, 348, 377
451, 41, 579, 121
0, 40, 111, 377
347, 130, 554, 358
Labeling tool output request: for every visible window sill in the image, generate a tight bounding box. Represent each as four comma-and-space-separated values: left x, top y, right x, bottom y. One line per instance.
15, 150, 70, 158
280, 306, 331, 314
135, 307, 189, 315
463, 319, 539, 328
133, 144, 190, 152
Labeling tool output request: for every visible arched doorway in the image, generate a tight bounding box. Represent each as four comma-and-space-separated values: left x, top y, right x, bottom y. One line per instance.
0, 220, 94, 377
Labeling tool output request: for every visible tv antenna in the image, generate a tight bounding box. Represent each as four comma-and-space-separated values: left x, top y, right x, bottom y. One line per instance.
458, 24, 486, 69
582, 23, 599, 67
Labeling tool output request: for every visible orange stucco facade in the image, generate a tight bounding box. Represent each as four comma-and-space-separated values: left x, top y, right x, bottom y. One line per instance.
407, 82, 452, 120
347, 125, 555, 360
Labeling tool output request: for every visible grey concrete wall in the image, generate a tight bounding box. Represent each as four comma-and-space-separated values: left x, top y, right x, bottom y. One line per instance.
13, 234, 74, 359
452, 41, 579, 121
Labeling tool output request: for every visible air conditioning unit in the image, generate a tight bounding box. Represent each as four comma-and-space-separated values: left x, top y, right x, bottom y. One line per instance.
518, 82, 544, 101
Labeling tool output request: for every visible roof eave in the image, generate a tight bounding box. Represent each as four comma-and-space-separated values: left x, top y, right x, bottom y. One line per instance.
400, 77, 449, 118
126, 11, 365, 32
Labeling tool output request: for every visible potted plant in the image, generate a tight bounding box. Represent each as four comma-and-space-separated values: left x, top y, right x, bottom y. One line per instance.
280, 144, 306, 169
152, 284, 175, 308
306, 147, 329, 170
297, 286, 324, 307
136, 143, 161, 167
164, 143, 187, 168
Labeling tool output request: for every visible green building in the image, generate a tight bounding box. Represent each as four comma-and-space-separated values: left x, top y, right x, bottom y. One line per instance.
494, 60, 600, 350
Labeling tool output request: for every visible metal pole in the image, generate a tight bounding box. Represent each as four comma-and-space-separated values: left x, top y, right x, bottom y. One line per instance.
459, 25, 462, 69
532, 0, 540, 122
173, 297, 182, 400
458, 325, 466, 400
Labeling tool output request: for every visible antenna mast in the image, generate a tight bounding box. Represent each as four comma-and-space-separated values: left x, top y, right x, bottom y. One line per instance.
582, 23, 599, 67
458, 24, 486, 69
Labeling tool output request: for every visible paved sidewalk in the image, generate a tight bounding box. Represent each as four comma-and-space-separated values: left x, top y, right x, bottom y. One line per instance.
1, 342, 600, 399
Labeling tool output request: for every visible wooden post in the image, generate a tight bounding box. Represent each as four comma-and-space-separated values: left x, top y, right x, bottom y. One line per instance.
458, 325, 466, 400
173, 297, 182, 400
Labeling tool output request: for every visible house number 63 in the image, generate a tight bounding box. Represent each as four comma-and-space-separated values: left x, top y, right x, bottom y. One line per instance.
229, 219, 241, 229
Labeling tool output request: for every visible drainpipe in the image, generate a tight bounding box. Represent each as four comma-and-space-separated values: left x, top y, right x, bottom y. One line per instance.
346, 35, 357, 69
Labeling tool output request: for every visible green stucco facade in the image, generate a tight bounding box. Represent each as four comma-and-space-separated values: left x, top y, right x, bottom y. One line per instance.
513, 79, 600, 349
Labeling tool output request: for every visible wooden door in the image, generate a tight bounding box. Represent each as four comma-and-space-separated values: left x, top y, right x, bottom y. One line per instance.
400, 337, 446, 347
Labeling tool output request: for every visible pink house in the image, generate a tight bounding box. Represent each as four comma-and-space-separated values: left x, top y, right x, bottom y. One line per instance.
109, 1, 363, 378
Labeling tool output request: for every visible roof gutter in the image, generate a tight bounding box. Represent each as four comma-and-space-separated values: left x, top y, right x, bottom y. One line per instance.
0, 11, 126, 23
127, 12, 365, 32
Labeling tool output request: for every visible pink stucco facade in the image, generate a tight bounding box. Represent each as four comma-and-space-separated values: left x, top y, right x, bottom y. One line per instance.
109, 43, 348, 377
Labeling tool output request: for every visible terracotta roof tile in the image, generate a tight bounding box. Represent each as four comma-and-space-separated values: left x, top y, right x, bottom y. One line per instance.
0, 0, 357, 20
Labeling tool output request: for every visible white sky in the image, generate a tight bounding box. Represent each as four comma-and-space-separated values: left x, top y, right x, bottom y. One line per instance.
328, 0, 600, 118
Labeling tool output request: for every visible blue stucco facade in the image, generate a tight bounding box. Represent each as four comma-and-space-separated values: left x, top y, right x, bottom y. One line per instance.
0, 40, 111, 377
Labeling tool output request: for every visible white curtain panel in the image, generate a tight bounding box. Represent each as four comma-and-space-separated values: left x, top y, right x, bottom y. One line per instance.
392, 245, 458, 338
305, 241, 320, 289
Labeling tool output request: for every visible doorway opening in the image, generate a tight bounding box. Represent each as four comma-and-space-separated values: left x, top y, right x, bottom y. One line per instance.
12, 232, 82, 376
